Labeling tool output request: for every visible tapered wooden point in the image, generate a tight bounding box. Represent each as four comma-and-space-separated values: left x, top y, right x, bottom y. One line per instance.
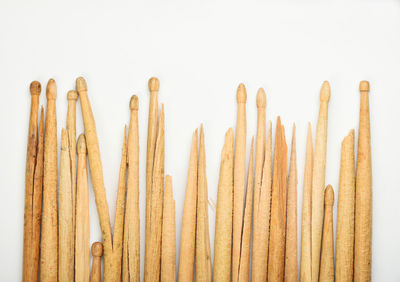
76, 77, 87, 92
236, 83, 247, 103
130, 95, 139, 111
226, 127, 234, 138
91, 242, 103, 257
256, 88, 266, 108
77, 134, 87, 154
320, 81, 331, 102
325, 185, 334, 206
30, 81, 41, 96
344, 129, 355, 143
46, 79, 57, 100
148, 77, 160, 92
359, 81, 370, 92
67, 90, 78, 101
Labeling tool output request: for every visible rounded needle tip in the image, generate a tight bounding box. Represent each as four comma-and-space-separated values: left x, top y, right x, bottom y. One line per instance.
46, 79, 57, 100
324, 185, 334, 206
91, 242, 103, 257
148, 77, 160, 92
256, 88, 266, 108
130, 95, 139, 110
320, 81, 330, 102
359, 80, 370, 92
76, 77, 87, 92
236, 83, 247, 103
77, 134, 87, 154
30, 81, 41, 96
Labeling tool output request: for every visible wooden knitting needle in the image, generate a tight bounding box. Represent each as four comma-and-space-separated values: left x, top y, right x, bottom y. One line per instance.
285, 125, 298, 282
252, 121, 273, 282
311, 81, 331, 282
67, 90, 78, 238
90, 242, 103, 282
59, 129, 74, 281
238, 138, 255, 282
178, 129, 198, 282
319, 185, 334, 282
354, 81, 372, 282
268, 117, 287, 282
196, 125, 212, 282
335, 130, 355, 282
40, 79, 58, 282
232, 83, 247, 282
75, 135, 90, 282
300, 123, 313, 282
23, 81, 41, 282
76, 77, 115, 281
145, 77, 159, 278
147, 105, 165, 282
161, 175, 176, 282
213, 128, 234, 282
252, 89, 267, 282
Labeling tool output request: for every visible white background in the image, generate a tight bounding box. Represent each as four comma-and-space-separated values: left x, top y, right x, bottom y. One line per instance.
1, 0, 400, 281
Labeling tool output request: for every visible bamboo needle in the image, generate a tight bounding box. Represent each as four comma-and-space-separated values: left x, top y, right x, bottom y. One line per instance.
90, 242, 103, 282
178, 130, 198, 282
23, 81, 41, 282
311, 81, 331, 282
300, 123, 313, 282
268, 117, 287, 282
319, 185, 335, 282
75, 135, 90, 282
232, 83, 247, 282
161, 175, 176, 282
59, 129, 74, 282
285, 125, 298, 282
335, 130, 355, 282
196, 125, 212, 282
40, 79, 58, 282
145, 77, 160, 278
354, 81, 372, 282
67, 90, 78, 241
213, 128, 234, 282
238, 138, 254, 282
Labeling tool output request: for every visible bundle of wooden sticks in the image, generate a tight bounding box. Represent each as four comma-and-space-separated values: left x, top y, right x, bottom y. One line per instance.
23, 77, 372, 282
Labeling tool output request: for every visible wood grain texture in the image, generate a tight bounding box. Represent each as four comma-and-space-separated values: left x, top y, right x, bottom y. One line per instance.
335, 130, 355, 282
75, 135, 90, 282
311, 81, 331, 282
267, 117, 287, 282
354, 81, 372, 282
161, 175, 176, 282
196, 125, 212, 282
59, 129, 74, 282
232, 83, 247, 282
40, 79, 58, 282
319, 185, 335, 282
213, 128, 234, 282
178, 130, 198, 282
285, 125, 298, 282
300, 123, 313, 282
23, 81, 41, 282
90, 242, 103, 282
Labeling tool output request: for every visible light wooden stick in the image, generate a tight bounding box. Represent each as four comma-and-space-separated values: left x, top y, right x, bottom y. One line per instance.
59, 129, 74, 282
238, 138, 254, 282
196, 125, 212, 282
40, 79, 58, 282
253, 121, 273, 282
319, 185, 334, 282
268, 117, 287, 282
311, 81, 331, 282
354, 81, 372, 282
75, 135, 90, 282
123, 96, 141, 282
145, 77, 159, 278
90, 242, 103, 282
300, 123, 313, 282
23, 81, 41, 282
232, 83, 247, 282
178, 129, 198, 282
285, 125, 298, 282
335, 130, 355, 282
251, 89, 267, 282
76, 77, 114, 281
67, 90, 78, 242
161, 175, 176, 282
213, 128, 234, 282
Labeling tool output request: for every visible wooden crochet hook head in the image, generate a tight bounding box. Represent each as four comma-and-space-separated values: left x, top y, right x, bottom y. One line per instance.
236, 83, 247, 104
30, 81, 41, 96
320, 81, 330, 102
46, 78, 57, 100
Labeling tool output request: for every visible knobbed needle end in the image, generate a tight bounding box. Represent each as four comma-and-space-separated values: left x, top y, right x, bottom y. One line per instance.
91, 242, 103, 257
148, 77, 160, 92
76, 77, 87, 93
67, 90, 78, 101
30, 81, 41, 96
359, 80, 370, 92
